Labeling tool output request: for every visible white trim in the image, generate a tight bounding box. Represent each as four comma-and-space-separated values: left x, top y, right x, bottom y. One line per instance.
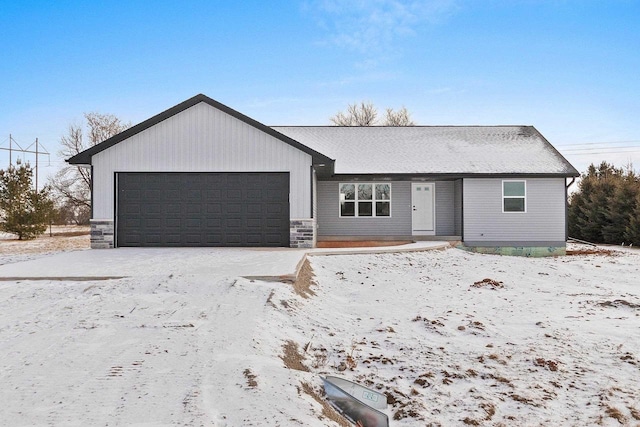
502, 179, 527, 213
338, 182, 392, 218
411, 182, 436, 236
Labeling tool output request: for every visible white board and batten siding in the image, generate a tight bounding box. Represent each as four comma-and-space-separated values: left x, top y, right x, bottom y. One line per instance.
463, 178, 566, 246
92, 102, 313, 219
316, 181, 458, 237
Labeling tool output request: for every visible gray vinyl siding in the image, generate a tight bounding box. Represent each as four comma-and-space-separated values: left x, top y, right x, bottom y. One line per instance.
454, 179, 463, 235
435, 181, 455, 235
92, 102, 312, 219
317, 181, 411, 236
312, 169, 318, 219
463, 178, 566, 244
316, 180, 458, 237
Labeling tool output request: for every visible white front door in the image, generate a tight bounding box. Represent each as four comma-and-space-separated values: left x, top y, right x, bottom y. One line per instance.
412, 183, 435, 235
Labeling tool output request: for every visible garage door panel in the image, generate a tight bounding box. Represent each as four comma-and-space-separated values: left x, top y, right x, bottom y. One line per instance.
226, 190, 242, 200
166, 204, 182, 214
166, 189, 181, 200
246, 218, 262, 228
117, 172, 289, 247
165, 176, 183, 189
124, 218, 141, 227
186, 204, 201, 214
123, 233, 141, 245
145, 234, 162, 244
144, 203, 162, 214
266, 203, 285, 214
206, 203, 222, 214
145, 189, 163, 199
246, 188, 262, 199
122, 189, 141, 200
206, 218, 222, 228
205, 189, 222, 199
225, 234, 242, 244
205, 234, 224, 244
185, 234, 202, 244
166, 218, 181, 228
165, 234, 182, 244
146, 218, 162, 228
226, 218, 242, 228
246, 234, 263, 245
124, 204, 141, 215
226, 203, 242, 214
265, 233, 285, 245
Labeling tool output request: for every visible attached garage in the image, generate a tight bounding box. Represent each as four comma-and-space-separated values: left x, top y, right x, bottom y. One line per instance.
69, 94, 332, 249
117, 172, 290, 247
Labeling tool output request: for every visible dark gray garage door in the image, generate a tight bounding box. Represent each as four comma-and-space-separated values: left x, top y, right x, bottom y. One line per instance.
116, 172, 290, 247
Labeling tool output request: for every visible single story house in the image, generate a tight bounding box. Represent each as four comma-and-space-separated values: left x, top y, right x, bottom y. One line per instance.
68, 94, 580, 255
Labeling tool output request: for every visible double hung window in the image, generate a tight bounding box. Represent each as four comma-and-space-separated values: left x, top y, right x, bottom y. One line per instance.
502, 180, 526, 212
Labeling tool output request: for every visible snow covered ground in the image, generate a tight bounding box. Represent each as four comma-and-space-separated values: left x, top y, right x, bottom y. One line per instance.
0, 226, 89, 266
0, 241, 639, 426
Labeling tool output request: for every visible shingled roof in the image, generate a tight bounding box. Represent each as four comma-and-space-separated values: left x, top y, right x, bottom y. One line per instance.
67, 94, 578, 177
273, 125, 579, 176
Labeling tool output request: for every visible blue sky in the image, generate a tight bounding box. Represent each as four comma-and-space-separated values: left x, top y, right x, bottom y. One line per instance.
1, 0, 638, 178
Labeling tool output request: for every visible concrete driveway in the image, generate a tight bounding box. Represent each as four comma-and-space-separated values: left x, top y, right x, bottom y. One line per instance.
0, 247, 308, 280
0, 241, 448, 281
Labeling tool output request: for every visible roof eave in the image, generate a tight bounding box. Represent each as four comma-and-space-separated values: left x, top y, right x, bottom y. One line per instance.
323, 172, 580, 180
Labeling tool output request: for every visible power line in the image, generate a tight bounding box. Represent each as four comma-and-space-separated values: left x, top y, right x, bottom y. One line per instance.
0, 135, 50, 191
562, 145, 640, 153
565, 150, 640, 156
556, 139, 640, 147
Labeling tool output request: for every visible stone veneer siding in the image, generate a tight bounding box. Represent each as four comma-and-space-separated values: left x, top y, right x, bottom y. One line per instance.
90, 219, 114, 249
290, 219, 316, 248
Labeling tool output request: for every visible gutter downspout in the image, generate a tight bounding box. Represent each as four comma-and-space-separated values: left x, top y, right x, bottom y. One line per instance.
565, 177, 576, 241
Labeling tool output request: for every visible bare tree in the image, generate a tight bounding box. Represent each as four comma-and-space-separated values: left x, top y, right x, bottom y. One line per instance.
330, 102, 414, 126
50, 113, 130, 224
384, 107, 415, 126
330, 102, 378, 126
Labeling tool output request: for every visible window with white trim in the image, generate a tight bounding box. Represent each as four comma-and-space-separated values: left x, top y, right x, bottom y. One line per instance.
339, 183, 391, 217
502, 180, 526, 212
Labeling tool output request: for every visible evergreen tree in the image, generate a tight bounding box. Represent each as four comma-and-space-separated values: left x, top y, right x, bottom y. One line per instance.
603, 169, 638, 244
569, 162, 640, 245
0, 163, 54, 240
624, 191, 640, 246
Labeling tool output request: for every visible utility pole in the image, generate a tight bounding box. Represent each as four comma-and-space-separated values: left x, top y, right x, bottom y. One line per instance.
0, 136, 50, 187
35, 138, 39, 191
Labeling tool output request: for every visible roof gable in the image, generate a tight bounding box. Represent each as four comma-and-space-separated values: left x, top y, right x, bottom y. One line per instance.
67, 94, 333, 166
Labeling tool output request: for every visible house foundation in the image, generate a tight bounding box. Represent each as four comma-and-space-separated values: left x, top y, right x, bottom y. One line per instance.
458, 244, 566, 257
